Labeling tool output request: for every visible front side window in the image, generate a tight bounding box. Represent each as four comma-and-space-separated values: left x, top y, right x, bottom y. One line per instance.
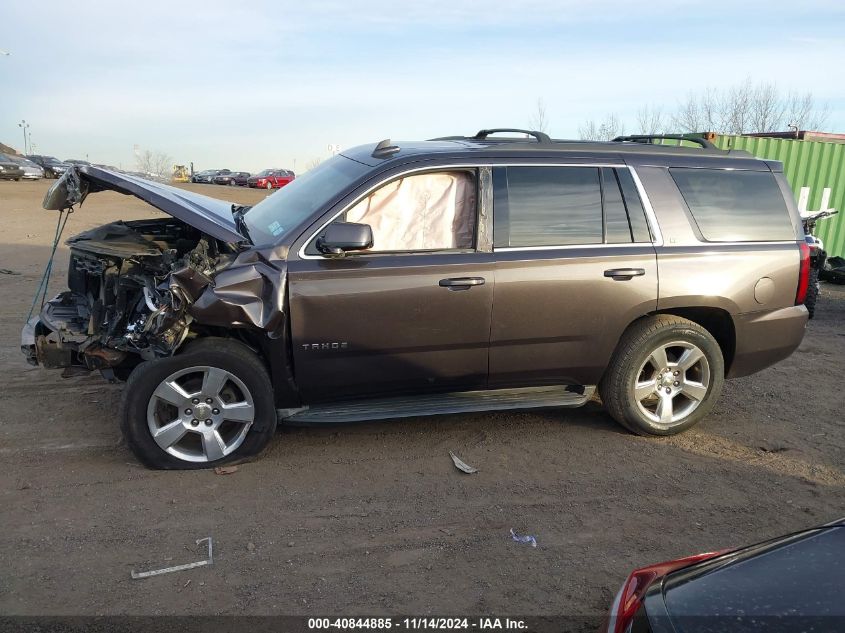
338, 170, 477, 253
670, 168, 794, 242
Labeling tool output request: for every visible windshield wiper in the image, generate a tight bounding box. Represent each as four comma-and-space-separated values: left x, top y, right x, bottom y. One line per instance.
231, 204, 253, 244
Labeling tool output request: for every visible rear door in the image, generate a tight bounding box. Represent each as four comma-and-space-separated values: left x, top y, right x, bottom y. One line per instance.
489, 164, 658, 388
287, 167, 494, 403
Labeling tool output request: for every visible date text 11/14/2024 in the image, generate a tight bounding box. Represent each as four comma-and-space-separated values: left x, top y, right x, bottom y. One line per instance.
307, 618, 530, 630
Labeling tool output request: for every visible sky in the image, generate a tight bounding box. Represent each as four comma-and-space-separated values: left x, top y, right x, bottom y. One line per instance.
1, 0, 844, 173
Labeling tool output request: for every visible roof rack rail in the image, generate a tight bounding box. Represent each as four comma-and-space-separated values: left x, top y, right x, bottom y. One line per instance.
612, 134, 718, 150
430, 129, 552, 144
473, 128, 552, 143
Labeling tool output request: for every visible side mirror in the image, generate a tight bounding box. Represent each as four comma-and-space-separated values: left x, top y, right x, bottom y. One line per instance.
316, 222, 373, 256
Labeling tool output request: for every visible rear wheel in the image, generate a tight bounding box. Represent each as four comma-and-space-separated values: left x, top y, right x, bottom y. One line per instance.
120, 338, 277, 469
805, 268, 820, 318
600, 315, 724, 436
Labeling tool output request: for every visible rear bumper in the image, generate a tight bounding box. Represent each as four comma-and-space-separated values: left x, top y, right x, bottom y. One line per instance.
728, 305, 808, 378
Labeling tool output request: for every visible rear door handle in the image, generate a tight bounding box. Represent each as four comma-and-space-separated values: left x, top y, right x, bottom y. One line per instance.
439, 277, 486, 289
604, 268, 645, 280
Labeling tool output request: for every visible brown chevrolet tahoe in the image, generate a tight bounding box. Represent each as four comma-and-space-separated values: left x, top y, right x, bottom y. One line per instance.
22, 129, 810, 469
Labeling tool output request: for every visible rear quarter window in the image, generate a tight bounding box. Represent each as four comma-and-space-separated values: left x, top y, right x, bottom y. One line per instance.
670, 168, 794, 242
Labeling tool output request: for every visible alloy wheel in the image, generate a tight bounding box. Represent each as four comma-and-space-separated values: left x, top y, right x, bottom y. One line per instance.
633, 341, 711, 428
146, 366, 255, 463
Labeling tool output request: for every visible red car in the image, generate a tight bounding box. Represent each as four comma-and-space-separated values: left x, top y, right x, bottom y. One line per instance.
247, 169, 295, 189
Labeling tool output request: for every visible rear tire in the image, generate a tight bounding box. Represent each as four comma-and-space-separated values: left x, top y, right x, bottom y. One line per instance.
120, 338, 277, 469
599, 315, 724, 436
805, 268, 820, 319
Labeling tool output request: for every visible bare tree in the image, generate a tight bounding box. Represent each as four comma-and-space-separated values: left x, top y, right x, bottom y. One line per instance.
136, 149, 172, 177
673, 87, 720, 133
578, 114, 624, 141
783, 91, 830, 131
636, 104, 665, 135
528, 97, 548, 133
672, 79, 829, 134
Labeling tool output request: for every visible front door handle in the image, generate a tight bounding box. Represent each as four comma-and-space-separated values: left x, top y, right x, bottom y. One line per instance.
439, 277, 486, 289
604, 268, 645, 280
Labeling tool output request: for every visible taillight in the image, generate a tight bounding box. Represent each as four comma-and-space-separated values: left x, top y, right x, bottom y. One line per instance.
795, 241, 811, 305
606, 551, 728, 633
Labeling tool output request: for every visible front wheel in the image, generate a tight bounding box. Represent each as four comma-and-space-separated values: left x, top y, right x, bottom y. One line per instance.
600, 315, 724, 436
120, 338, 277, 469
265, 181, 273, 189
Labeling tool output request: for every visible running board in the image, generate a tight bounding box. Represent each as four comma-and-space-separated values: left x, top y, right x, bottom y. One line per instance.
279, 385, 594, 425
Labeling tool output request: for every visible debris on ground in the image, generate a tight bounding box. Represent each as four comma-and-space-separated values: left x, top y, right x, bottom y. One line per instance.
449, 451, 479, 474
510, 528, 537, 548
214, 465, 239, 475
130, 537, 213, 579
0, 269, 21, 275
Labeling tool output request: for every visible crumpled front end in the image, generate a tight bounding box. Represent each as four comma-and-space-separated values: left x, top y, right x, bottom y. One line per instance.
22, 218, 289, 376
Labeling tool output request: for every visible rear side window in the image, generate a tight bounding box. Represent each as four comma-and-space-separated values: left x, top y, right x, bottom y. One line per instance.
670, 168, 794, 242
494, 166, 603, 247
493, 166, 653, 247
616, 169, 652, 242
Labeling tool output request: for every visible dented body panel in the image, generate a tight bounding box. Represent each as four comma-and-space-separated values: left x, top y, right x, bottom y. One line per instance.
24, 167, 296, 402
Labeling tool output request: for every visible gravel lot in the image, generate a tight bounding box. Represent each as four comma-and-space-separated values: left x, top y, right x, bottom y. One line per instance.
1, 179, 843, 625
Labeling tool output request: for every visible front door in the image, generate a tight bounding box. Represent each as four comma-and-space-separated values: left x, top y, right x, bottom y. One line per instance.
288, 168, 494, 403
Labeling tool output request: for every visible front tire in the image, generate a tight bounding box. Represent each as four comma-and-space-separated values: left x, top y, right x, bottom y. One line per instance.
120, 338, 277, 469
599, 315, 724, 436
265, 181, 273, 189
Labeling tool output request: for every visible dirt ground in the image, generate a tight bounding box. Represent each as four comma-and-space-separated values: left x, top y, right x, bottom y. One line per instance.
1, 179, 843, 623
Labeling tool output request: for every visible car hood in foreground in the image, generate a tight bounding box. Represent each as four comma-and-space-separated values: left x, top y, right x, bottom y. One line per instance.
43, 166, 247, 243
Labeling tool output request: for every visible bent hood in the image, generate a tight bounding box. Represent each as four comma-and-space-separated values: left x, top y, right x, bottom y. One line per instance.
43, 166, 247, 243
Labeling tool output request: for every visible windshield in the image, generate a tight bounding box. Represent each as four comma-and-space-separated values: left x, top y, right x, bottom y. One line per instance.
256, 169, 273, 177
244, 155, 369, 245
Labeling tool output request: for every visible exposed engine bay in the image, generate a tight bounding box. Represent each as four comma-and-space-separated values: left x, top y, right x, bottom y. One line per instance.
25, 219, 238, 372
22, 165, 294, 379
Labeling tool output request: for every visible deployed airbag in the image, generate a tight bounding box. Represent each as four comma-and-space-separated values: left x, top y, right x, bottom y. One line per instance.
345, 171, 475, 251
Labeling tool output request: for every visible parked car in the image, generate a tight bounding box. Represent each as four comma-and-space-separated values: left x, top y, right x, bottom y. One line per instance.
65, 159, 91, 167
23, 130, 810, 469
5, 154, 44, 179
0, 153, 26, 180
25, 155, 71, 178
213, 171, 250, 186
192, 169, 229, 184
247, 168, 294, 189
602, 517, 845, 633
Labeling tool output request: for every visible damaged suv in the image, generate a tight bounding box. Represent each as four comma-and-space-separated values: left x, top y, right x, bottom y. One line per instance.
23, 130, 810, 469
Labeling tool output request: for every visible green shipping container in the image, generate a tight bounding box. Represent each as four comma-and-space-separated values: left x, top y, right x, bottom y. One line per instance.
712, 134, 845, 257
